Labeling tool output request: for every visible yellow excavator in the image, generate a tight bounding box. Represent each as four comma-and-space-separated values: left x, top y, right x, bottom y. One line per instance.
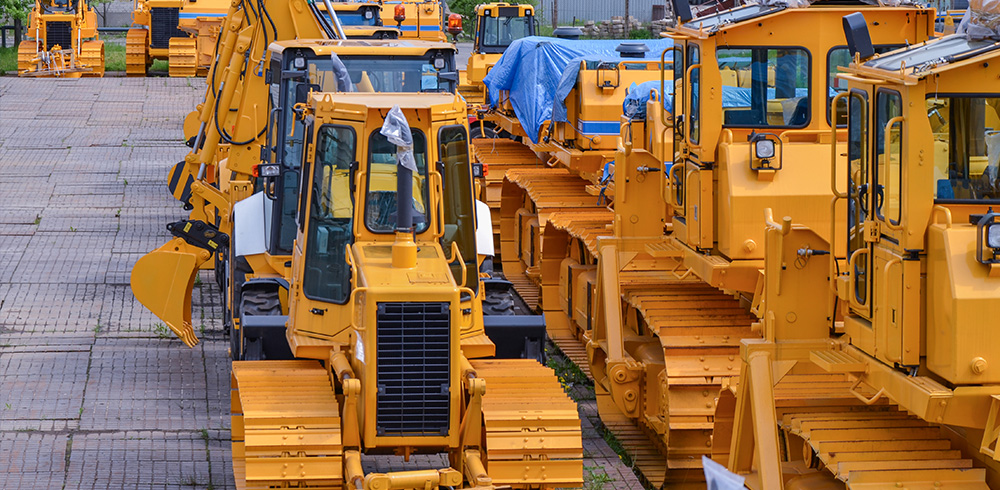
723, 10, 1000, 488
17, 0, 103, 77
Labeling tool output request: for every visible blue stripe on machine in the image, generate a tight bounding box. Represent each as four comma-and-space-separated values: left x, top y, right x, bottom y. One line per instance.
178, 12, 228, 18
576, 120, 620, 135
397, 25, 442, 31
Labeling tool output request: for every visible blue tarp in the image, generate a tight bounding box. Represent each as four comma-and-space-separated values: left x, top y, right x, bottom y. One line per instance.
483, 36, 674, 144
623, 80, 819, 120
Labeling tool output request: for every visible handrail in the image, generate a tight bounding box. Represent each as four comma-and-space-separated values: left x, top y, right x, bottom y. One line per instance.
847, 248, 870, 311
931, 205, 953, 228
451, 241, 467, 288
829, 91, 850, 200
668, 161, 684, 212
878, 116, 905, 231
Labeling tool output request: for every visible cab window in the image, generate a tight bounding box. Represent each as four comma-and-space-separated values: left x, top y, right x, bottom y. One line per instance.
875, 90, 902, 224
438, 126, 478, 293
364, 129, 430, 233
928, 95, 1000, 203
718, 47, 810, 128
303, 125, 356, 304
688, 45, 701, 144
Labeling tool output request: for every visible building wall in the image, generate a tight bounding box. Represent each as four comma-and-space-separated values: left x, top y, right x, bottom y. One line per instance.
534, 0, 668, 24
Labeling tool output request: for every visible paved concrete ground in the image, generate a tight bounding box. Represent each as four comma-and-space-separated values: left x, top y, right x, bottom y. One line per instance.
0, 77, 646, 490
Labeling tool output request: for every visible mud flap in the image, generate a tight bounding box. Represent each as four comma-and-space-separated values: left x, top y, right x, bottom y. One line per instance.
131, 237, 207, 347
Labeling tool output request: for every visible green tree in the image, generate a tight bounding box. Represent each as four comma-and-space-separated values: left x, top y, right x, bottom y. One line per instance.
0, 0, 32, 23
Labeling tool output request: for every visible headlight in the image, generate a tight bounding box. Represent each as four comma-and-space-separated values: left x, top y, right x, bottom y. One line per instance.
988, 223, 1000, 249
293, 57, 305, 69
755, 139, 775, 160
365, 10, 372, 19
258, 164, 280, 177
433, 58, 445, 69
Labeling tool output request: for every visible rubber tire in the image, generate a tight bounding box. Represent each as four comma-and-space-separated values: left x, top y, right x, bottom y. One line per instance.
235, 288, 281, 361
483, 284, 516, 316
470, 124, 499, 140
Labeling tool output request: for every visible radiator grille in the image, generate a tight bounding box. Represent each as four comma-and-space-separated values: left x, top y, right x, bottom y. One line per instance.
45, 22, 72, 50
375, 302, 450, 437
150, 8, 185, 49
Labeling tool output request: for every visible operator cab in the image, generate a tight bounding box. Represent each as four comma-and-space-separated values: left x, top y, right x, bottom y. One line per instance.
259, 39, 459, 256
475, 4, 535, 55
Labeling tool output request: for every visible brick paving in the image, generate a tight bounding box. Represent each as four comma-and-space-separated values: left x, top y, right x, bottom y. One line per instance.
0, 77, 647, 490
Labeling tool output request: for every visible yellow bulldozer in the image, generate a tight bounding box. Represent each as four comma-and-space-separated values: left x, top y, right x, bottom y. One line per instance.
17, 0, 103, 77
721, 10, 1000, 488
125, 0, 229, 77
224, 90, 582, 489
576, 1, 938, 486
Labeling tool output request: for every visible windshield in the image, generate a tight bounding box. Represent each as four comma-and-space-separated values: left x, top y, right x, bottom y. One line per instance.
365, 129, 431, 234
480, 15, 532, 50
928, 96, 1000, 203
718, 47, 810, 128
329, 6, 381, 27
304, 55, 455, 93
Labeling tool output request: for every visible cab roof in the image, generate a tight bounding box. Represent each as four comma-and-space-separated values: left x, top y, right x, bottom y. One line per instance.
673, 0, 924, 37
269, 39, 456, 56
850, 34, 1000, 80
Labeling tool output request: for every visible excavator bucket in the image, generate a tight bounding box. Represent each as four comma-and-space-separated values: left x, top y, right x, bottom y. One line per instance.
130, 237, 210, 347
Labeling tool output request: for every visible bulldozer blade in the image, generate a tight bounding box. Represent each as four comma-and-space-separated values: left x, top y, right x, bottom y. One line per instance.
131, 237, 210, 347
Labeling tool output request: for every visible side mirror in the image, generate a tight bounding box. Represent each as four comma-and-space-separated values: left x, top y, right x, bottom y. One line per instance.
843, 13, 875, 60
672, 0, 693, 23
295, 83, 321, 105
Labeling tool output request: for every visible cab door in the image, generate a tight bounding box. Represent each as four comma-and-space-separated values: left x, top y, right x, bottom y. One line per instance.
847, 88, 914, 365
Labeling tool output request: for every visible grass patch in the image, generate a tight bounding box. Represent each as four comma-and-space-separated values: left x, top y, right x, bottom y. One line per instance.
0, 47, 17, 75
584, 465, 615, 490
153, 322, 172, 339
105, 42, 125, 71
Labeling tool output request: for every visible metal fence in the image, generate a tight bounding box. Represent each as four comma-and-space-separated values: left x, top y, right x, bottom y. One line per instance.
534, 0, 669, 24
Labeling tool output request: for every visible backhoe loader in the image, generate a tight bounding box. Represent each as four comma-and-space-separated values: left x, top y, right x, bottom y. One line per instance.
721, 10, 1000, 489
458, 2, 535, 110
226, 92, 582, 489
381, 0, 446, 41
315, 1, 400, 39
17, 0, 103, 77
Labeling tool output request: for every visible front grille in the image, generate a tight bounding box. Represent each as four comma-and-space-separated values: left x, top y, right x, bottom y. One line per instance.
45, 22, 72, 50
375, 302, 450, 437
150, 8, 185, 49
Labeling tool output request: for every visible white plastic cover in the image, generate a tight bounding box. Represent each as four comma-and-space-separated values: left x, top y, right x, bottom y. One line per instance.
379, 105, 417, 172
475, 200, 495, 257
233, 192, 267, 258
986, 130, 1000, 182
702, 456, 746, 490
761, 0, 812, 8
958, 0, 1000, 40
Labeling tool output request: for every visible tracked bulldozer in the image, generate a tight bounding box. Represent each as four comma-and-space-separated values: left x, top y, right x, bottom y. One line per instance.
719, 9, 1000, 488
125, 0, 229, 77
17, 0, 103, 77
223, 92, 582, 489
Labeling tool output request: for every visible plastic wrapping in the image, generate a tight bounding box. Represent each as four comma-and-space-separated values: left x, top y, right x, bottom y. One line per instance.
483, 36, 674, 144
986, 130, 1000, 182
761, 0, 812, 7
380, 105, 416, 172
331, 53, 354, 93
958, 0, 1000, 40
702, 456, 746, 490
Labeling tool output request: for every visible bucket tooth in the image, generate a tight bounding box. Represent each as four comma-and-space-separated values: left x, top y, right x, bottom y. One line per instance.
130, 237, 208, 347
